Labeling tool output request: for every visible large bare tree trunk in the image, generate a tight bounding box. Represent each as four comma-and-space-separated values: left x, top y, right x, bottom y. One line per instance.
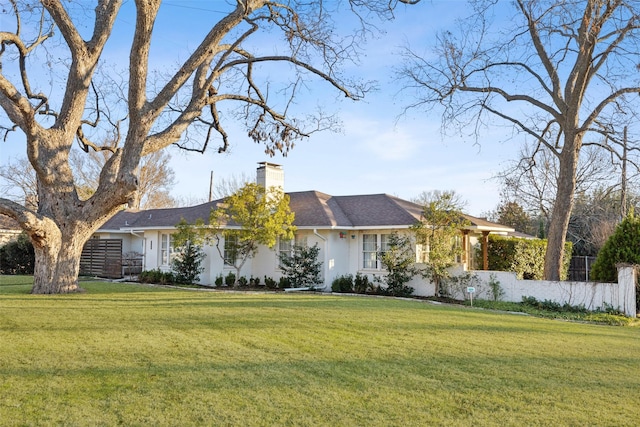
544, 136, 580, 281
26, 147, 134, 294
32, 231, 84, 294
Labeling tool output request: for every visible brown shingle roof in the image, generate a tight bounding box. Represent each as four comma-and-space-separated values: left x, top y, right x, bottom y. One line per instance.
100, 200, 222, 230
99, 191, 513, 232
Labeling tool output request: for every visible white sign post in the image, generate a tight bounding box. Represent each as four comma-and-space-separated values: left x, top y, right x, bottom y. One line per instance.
467, 286, 476, 307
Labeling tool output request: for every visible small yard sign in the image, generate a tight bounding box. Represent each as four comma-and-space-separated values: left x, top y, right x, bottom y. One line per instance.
467, 286, 476, 306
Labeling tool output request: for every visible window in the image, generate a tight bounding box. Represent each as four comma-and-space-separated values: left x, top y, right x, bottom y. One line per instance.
223, 233, 239, 266
362, 233, 391, 270
160, 233, 175, 266
278, 235, 307, 268
380, 234, 391, 254
453, 234, 462, 263
415, 242, 429, 263
414, 235, 463, 264
278, 237, 294, 261
362, 234, 377, 269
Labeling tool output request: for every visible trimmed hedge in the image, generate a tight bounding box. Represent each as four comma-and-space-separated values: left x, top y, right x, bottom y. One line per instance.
481, 236, 572, 280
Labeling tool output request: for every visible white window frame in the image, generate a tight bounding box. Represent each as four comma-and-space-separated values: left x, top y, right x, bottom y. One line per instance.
277, 235, 307, 268
223, 233, 239, 266
414, 235, 463, 264
160, 233, 176, 266
362, 233, 391, 270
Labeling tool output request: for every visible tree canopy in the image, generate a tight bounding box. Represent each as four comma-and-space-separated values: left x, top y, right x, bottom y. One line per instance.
210, 182, 296, 283
412, 191, 469, 296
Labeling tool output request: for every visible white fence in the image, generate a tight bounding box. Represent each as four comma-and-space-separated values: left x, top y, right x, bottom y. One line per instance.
408, 264, 637, 317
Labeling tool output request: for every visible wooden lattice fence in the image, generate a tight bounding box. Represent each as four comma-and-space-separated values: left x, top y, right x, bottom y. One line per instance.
80, 239, 123, 279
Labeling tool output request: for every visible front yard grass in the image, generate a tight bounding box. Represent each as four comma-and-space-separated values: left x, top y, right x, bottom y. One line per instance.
1, 275, 639, 426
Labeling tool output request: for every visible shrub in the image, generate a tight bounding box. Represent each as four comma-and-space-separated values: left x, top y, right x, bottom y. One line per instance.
159, 271, 175, 285
0, 233, 35, 275
214, 275, 223, 287
264, 276, 277, 289
139, 269, 175, 285
171, 241, 205, 284
482, 236, 572, 280
278, 244, 323, 288
224, 272, 236, 287
249, 276, 261, 287
591, 212, 640, 283
375, 233, 416, 297
354, 273, 371, 294
278, 277, 291, 289
237, 276, 248, 287
332, 275, 354, 293
440, 272, 480, 299
521, 296, 588, 313
487, 273, 505, 301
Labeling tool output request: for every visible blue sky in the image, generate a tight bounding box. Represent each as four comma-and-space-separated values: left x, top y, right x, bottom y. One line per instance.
1, 0, 523, 216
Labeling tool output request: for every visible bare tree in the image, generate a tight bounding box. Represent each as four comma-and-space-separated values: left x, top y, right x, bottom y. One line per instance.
0, 157, 37, 209
498, 142, 624, 226
211, 172, 254, 200
70, 150, 177, 210
497, 141, 640, 254
399, 0, 640, 280
0, 0, 411, 293
2, 150, 177, 210
487, 200, 536, 236
411, 190, 468, 211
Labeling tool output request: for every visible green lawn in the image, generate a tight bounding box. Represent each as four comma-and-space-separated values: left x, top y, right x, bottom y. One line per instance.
1, 276, 639, 426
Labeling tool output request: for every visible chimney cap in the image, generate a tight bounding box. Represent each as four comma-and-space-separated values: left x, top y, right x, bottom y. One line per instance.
257, 161, 282, 169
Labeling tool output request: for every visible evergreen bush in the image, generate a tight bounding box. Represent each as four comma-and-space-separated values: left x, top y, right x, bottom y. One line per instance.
224, 272, 236, 287
171, 240, 205, 284
354, 273, 371, 294
375, 233, 416, 297
264, 276, 277, 289
0, 233, 35, 275
278, 244, 323, 288
591, 212, 640, 283
278, 277, 291, 289
331, 275, 354, 293
139, 269, 175, 285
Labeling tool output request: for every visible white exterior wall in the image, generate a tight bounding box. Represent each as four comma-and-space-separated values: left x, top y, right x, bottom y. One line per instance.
325, 230, 351, 284
143, 231, 159, 272
211, 229, 351, 290
250, 240, 277, 281
347, 231, 361, 279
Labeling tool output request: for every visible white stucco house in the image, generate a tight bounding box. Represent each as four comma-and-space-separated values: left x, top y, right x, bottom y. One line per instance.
93, 162, 514, 289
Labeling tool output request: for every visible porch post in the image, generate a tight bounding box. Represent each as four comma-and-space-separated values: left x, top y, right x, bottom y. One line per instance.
461, 230, 469, 267
482, 231, 490, 270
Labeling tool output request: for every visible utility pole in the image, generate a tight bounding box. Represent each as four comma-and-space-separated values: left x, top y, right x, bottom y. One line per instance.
621, 126, 628, 219
208, 171, 214, 202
